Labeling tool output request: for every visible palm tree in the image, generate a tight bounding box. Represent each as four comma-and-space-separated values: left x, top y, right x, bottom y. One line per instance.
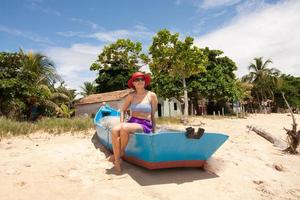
80, 82, 96, 97
242, 57, 280, 111
19, 49, 71, 118
19, 49, 61, 85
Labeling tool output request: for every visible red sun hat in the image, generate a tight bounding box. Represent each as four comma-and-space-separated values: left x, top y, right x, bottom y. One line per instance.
128, 71, 151, 88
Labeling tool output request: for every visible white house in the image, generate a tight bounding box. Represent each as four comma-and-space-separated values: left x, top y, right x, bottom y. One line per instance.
157, 97, 182, 117
75, 89, 182, 117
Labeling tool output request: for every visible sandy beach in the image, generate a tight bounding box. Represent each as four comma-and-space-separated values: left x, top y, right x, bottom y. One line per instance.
1, 113, 300, 200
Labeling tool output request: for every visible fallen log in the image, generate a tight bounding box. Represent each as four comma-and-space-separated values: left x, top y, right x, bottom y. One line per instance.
247, 125, 285, 148
247, 93, 300, 154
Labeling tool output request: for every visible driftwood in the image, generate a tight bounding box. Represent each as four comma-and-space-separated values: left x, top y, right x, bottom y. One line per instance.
246, 125, 285, 148
247, 93, 300, 154
282, 93, 300, 154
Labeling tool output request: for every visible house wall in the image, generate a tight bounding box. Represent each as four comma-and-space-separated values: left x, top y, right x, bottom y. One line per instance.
75, 103, 102, 117
157, 98, 182, 117
75, 100, 121, 117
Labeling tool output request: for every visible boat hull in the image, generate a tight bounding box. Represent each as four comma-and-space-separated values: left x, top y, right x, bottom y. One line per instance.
94, 106, 229, 169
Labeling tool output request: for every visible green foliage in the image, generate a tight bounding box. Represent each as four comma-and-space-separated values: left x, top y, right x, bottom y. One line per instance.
242, 57, 280, 104
188, 48, 239, 101
149, 29, 207, 119
149, 29, 207, 79
275, 75, 300, 109
19, 49, 61, 85
0, 50, 74, 119
0, 51, 36, 118
80, 81, 96, 97
90, 39, 148, 93
151, 71, 183, 100
57, 103, 75, 118
150, 45, 240, 104
56, 82, 78, 102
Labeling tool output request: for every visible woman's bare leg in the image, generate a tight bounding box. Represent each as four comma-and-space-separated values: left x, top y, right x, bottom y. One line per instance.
114, 137, 121, 172
111, 124, 122, 172
120, 123, 143, 157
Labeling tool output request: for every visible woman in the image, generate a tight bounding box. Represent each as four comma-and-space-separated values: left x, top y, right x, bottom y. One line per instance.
110, 71, 158, 172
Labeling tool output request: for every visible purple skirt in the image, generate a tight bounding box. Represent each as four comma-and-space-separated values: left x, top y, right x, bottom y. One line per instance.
127, 117, 152, 134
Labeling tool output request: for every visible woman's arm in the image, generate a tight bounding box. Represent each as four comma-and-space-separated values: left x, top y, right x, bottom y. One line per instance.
150, 92, 158, 132
120, 94, 132, 122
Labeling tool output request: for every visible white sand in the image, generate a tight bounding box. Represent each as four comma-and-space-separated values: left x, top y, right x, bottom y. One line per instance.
0, 113, 300, 200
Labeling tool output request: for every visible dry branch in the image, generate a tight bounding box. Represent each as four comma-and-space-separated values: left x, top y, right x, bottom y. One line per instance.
247, 125, 284, 148
282, 92, 300, 154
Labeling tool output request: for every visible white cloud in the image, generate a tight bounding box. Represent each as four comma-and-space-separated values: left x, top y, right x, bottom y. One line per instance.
201, 0, 241, 9
90, 30, 131, 42
71, 18, 100, 30
56, 26, 153, 44
174, 0, 241, 8
235, 0, 268, 14
26, 0, 61, 16
44, 44, 102, 92
89, 29, 153, 43
195, 0, 300, 77
0, 25, 53, 44
56, 31, 84, 37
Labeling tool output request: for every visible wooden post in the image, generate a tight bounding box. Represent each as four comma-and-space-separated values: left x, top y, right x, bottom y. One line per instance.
168, 99, 171, 117
213, 111, 215, 120
242, 106, 244, 118
218, 110, 220, 117
222, 107, 224, 116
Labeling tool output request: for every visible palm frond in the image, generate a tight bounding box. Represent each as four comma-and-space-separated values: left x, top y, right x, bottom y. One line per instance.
43, 100, 63, 114
51, 93, 70, 101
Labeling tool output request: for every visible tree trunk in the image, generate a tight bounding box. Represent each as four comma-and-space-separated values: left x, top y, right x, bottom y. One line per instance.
182, 77, 189, 125
247, 125, 285, 148
255, 91, 262, 112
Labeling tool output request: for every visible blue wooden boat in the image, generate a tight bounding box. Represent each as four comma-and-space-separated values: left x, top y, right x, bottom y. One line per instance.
94, 105, 229, 169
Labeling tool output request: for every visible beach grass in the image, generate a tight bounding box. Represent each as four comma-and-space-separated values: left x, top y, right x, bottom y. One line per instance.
156, 117, 181, 124
0, 117, 94, 138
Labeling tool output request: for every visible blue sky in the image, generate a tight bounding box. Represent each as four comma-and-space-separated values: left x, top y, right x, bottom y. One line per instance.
1, 0, 299, 93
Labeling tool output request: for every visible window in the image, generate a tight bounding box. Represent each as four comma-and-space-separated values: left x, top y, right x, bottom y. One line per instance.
174, 103, 177, 111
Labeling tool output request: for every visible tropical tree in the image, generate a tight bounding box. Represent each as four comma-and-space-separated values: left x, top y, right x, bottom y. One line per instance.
57, 103, 75, 118
19, 49, 61, 85
0, 51, 29, 118
187, 48, 240, 114
19, 50, 69, 117
0, 50, 70, 119
188, 48, 238, 100
55, 82, 78, 103
149, 29, 207, 123
274, 74, 300, 110
90, 39, 149, 93
150, 47, 241, 115
80, 82, 96, 97
242, 57, 280, 111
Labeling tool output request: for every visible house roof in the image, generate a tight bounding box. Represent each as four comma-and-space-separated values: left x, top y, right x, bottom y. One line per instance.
76, 89, 133, 105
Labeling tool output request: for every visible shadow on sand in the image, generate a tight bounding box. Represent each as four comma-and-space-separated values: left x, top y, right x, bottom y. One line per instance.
91, 132, 219, 186
91, 132, 111, 158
